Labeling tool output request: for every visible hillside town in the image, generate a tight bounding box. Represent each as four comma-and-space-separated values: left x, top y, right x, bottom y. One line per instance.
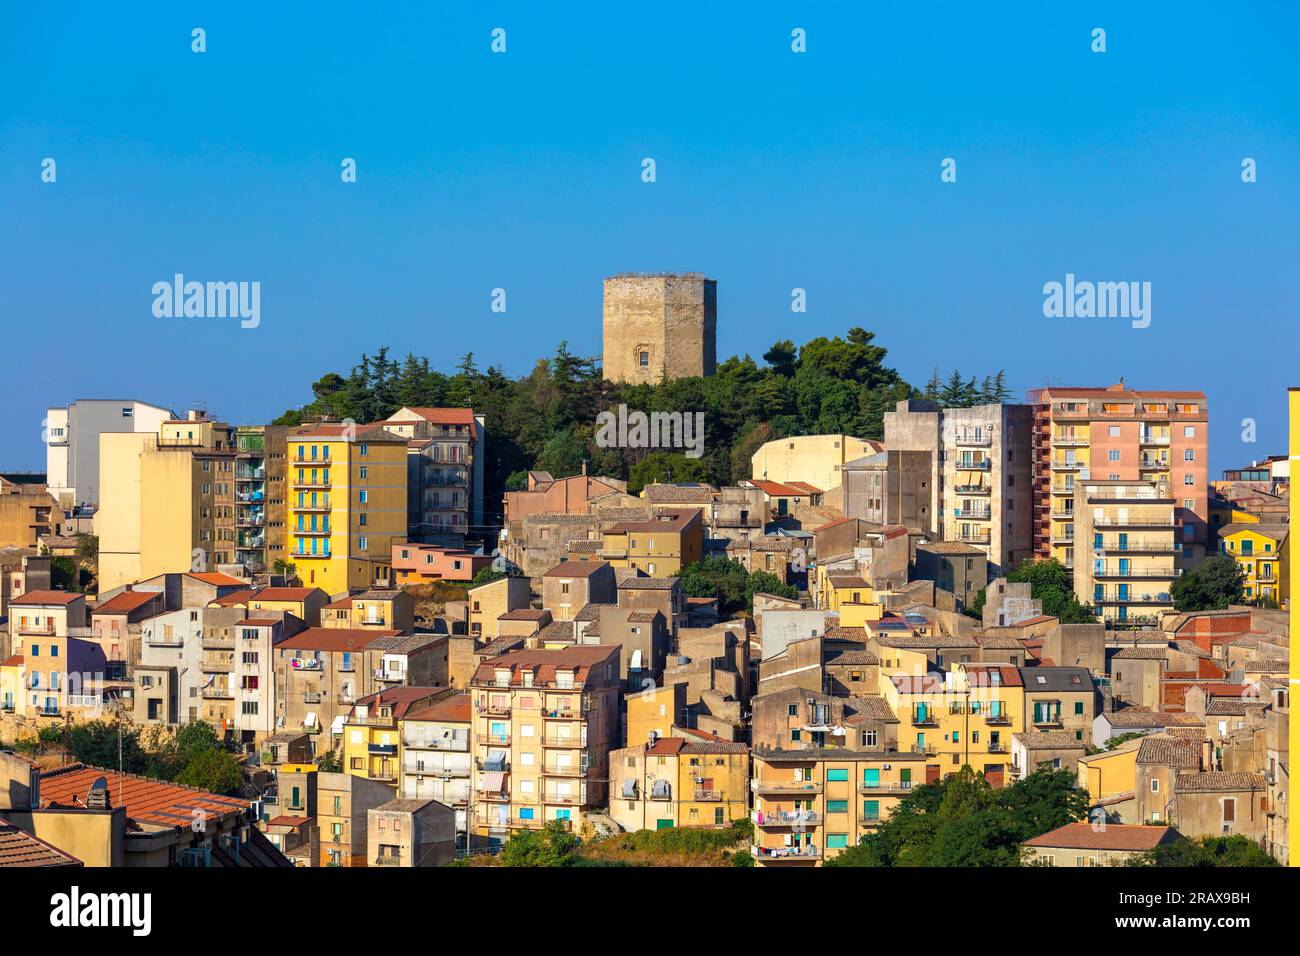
0, 274, 1290, 870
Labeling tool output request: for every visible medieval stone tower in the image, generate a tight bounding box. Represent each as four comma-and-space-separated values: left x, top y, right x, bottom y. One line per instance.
601, 273, 717, 384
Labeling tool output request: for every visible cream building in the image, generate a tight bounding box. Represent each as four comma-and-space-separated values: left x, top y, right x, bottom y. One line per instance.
750, 435, 884, 496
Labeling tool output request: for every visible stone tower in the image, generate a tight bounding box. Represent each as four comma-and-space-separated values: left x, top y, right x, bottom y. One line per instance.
601, 273, 717, 384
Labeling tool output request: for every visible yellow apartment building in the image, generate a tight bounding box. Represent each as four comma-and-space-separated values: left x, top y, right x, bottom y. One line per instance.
322, 588, 416, 633
749, 749, 931, 865
1076, 737, 1143, 812
608, 737, 750, 832
341, 687, 447, 794
625, 683, 688, 747
469, 645, 621, 842
599, 509, 703, 577
209, 585, 328, 627
815, 566, 885, 626
1219, 523, 1288, 607
878, 663, 1025, 786
1071, 478, 1178, 626
285, 424, 409, 594
96, 425, 237, 592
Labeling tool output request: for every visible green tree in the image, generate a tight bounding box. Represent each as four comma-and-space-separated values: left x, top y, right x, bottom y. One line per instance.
499, 820, 579, 867
627, 452, 711, 494
1006, 558, 1097, 623
1171, 554, 1245, 611
1130, 834, 1278, 867
68, 721, 148, 774
175, 748, 243, 795
315, 748, 343, 773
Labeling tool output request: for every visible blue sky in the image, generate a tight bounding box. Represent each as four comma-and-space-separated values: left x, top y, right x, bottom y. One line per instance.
2, 2, 1297, 473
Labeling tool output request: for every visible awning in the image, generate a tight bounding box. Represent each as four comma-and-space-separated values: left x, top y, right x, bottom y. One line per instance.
330, 715, 346, 735
629, 649, 643, 670
483, 771, 506, 792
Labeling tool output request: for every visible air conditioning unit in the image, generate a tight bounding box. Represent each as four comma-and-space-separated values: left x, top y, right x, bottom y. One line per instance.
883, 764, 891, 770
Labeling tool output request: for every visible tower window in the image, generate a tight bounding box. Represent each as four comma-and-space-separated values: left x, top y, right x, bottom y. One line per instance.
639, 351, 649, 367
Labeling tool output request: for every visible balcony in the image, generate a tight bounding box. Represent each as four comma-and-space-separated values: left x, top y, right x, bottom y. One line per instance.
987, 741, 1008, 753
542, 736, 584, 748
292, 479, 332, 490
693, 789, 723, 801
597, 547, 628, 560
302, 691, 322, 704
482, 703, 511, 717
953, 507, 991, 520
542, 708, 582, 720
542, 764, 585, 778
956, 531, 991, 545
201, 659, 234, 673
858, 780, 914, 794
984, 714, 1012, 726
752, 780, 823, 796
201, 636, 235, 651
476, 758, 511, 773
954, 460, 992, 471
858, 815, 884, 827
953, 484, 990, 495
542, 793, 582, 805
754, 810, 820, 827
479, 790, 511, 802
752, 844, 820, 862
911, 712, 938, 727
1050, 534, 1075, 545
373, 855, 403, 866
1139, 434, 1171, 445
1050, 461, 1085, 471
478, 735, 511, 747
1052, 435, 1089, 447
297, 499, 332, 512
201, 686, 233, 700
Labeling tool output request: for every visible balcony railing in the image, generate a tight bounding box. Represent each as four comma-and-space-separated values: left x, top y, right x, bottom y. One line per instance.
752, 844, 820, 861
542, 764, 585, 777
755, 810, 820, 827
857, 780, 914, 793
752, 780, 823, 795
693, 789, 723, 801
954, 460, 992, 471
952, 432, 992, 446
953, 507, 991, 520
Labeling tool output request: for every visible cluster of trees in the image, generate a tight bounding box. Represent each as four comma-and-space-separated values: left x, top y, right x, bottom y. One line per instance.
1128, 834, 1277, 867
58, 720, 244, 795
1171, 553, 1246, 611
675, 557, 798, 616
273, 333, 1011, 513
968, 558, 1096, 623
920, 369, 1013, 408
825, 767, 1090, 867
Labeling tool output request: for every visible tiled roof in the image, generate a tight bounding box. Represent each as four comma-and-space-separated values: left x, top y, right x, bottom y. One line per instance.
542, 560, 610, 578
404, 692, 472, 724
498, 609, 550, 622
749, 479, 818, 498
277, 627, 400, 652
471, 645, 618, 686
1174, 771, 1266, 793
1104, 708, 1202, 728
188, 572, 249, 587
1136, 736, 1201, 769
93, 589, 163, 615
617, 577, 679, 590
349, 686, 446, 721
976, 633, 1025, 650
8, 590, 81, 606
1112, 646, 1168, 660
39, 764, 250, 831
843, 695, 898, 723
1024, 823, 1175, 852
535, 620, 576, 644
1019, 666, 1091, 692
0, 820, 82, 867
641, 483, 716, 503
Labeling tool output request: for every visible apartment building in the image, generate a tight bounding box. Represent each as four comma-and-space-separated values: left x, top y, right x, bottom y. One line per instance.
503, 468, 627, 524
341, 686, 447, 794
315, 771, 395, 867
400, 693, 472, 843
95, 414, 239, 592
0, 475, 62, 551
1019, 666, 1096, 743
750, 749, 931, 865
5, 590, 87, 661
1071, 478, 1178, 626
1219, 523, 1288, 606
1029, 384, 1208, 570
599, 509, 703, 576
608, 737, 750, 832
883, 399, 1033, 575
467, 574, 532, 640
878, 663, 1026, 786
392, 542, 491, 584
285, 423, 408, 593
44, 398, 173, 509
321, 588, 415, 634
274, 627, 399, 751
540, 559, 616, 621
380, 407, 485, 548
16, 632, 108, 722
838, 450, 933, 530
368, 798, 456, 867
469, 645, 621, 842
234, 424, 289, 580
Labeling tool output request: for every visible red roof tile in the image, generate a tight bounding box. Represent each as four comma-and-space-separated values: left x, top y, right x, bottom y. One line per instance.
39, 764, 250, 831
93, 589, 163, 615
9, 590, 82, 606
278, 627, 398, 653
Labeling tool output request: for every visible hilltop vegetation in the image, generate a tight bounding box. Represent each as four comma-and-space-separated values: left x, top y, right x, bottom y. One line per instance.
273, 334, 1008, 513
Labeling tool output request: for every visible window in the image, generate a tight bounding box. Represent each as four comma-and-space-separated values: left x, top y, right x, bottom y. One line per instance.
826, 834, 848, 849
359, 443, 369, 456
1108, 450, 1120, 462
359, 490, 368, 504
1184, 426, 1196, 438
826, 800, 849, 813
1184, 449, 1195, 461
1151, 779, 1160, 793
826, 768, 849, 782
1184, 474, 1194, 485
1108, 426, 1120, 436
638, 351, 649, 368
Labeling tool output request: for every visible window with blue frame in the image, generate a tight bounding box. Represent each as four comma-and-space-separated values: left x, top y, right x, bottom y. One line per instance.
862, 768, 880, 787
519, 807, 534, 820
862, 800, 880, 820
826, 800, 849, 813
826, 768, 848, 782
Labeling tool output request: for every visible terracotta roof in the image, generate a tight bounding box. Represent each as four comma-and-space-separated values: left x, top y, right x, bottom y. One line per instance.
210, 588, 258, 606
349, 686, 447, 721
1174, 771, 1266, 793
605, 510, 700, 534
498, 609, 551, 622
265, 815, 311, 828
1113, 646, 1169, 660
390, 407, 478, 438
93, 589, 163, 615
277, 627, 399, 653
1024, 822, 1176, 852
241, 618, 281, 627
251, 587, 321, 602
39, 764, 250, 831
1104, 708, 1202, 729
471, 645, 618, 687
843, 695, 897, 723
542, 560, 610, 578
1, 656, 24, 667
8, 590, 81, 606
0, 820, 82, 867
748, 479, 816, 498
641, 483, 716, 504
188, 572, 249, 587
405, 692, 473, 724
976, 633, 1026, 650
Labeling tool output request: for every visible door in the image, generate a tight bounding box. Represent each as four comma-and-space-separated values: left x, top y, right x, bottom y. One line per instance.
925, 765, 940, 785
